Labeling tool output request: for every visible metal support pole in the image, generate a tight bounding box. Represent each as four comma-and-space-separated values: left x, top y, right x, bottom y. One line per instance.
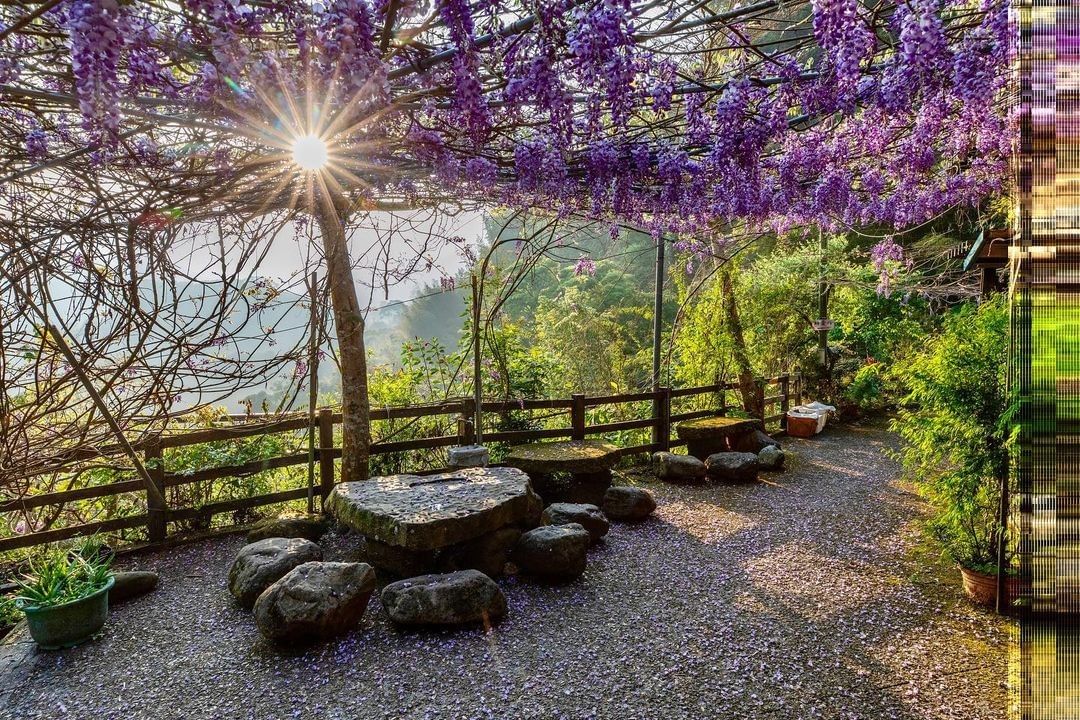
306, 271, 319, 514
472, 272, 483, 446
996, 469, 1010, 614
818, 227, 828, 370
652, 234, 666, 391
812, 226, 829, 386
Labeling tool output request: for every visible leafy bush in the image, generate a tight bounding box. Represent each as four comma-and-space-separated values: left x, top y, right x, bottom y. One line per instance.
890, 296, 1011, 571
165, 409, 304, 529
13, 537, 114, 609
0, 594, 19, 630
844, 362, 887, 411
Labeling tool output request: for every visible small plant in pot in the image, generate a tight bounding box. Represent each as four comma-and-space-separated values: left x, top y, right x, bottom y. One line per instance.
890, 296, 1016, 608
14, 537, 115, 649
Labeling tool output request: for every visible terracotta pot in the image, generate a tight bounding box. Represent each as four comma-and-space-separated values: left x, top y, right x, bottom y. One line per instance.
960, 565, 1019, 609
786, 414, 819, 438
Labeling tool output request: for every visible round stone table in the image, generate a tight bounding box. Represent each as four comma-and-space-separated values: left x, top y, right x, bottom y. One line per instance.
503, 440, 621, 506
675, 416, 762, 460
326, 467, 541, 577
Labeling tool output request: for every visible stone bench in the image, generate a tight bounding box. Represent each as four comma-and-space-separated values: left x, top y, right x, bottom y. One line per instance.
675, 416, 763, 460
503, 440, 621, 506
326, 467, 541, 578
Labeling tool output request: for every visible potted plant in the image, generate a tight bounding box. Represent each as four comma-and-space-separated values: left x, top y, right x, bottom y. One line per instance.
890, 296, 1017, 608
14, 537, 115, 649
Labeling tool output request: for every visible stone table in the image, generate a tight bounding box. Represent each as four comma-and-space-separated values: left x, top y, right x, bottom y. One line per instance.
675, 416, 762, 460
326, 467, 540, 577
503, 440, 621, 506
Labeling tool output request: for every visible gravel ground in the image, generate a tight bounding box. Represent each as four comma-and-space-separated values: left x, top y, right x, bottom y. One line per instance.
0, 423, 1013, 720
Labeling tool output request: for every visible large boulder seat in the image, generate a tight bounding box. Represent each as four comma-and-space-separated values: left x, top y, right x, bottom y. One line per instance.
503, 440, 621, 506
326, 467, 541, 578
541, 503, 610, 544
246, 512, 330, 544
254, 561, 376, 645
705, 451, 761, 483
228, 537, 323, 610
603, 486, 657, 521
381, 570, 507, 627
675, 416, 765, 461
511, 524, 591, 582
652, 451, 707, 483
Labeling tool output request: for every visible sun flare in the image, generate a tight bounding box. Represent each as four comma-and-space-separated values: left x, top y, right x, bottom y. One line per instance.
291, 134, 329, 171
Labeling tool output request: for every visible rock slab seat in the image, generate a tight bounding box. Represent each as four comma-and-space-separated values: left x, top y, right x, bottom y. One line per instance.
652, 452, 706, 484
246, 513, 330, 543
512, 524, 590, 582
109, 571, 159, 604
381, 570, 507, 626
603, 486, 656, 521
253, 561, 376, 645
541, 503, 609, 544
228, 537, 323, 610
705, 452, 761, 483
758, 445, 785, 470
326, 467, 540, 552
447, 444, 490, 469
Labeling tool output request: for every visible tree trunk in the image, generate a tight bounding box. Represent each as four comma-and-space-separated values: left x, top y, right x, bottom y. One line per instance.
721, 268, 763, 418
315, 201, 370, 484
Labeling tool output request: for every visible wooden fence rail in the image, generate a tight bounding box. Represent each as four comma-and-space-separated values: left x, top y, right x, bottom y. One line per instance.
1, 375, 799, 554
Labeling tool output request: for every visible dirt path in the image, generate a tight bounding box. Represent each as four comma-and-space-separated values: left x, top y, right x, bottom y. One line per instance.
0, 424, 1013, 720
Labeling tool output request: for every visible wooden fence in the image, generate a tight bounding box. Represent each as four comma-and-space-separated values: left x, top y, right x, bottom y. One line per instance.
0, 374, 799, 554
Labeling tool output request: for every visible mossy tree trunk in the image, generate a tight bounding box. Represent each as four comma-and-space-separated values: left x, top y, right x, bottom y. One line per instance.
721, 267, 763, 418
315, 199, 370, 484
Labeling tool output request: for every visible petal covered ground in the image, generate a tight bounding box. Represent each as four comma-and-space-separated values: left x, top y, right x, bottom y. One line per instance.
0, 424, 1012, 720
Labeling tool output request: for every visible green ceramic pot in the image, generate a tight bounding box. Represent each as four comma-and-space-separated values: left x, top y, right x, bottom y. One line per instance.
20, 575, 115, 650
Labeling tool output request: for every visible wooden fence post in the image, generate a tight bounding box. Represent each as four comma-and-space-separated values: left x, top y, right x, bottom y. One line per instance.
571, 393, 586, 441
779, 374, 790, 430
755, 379, 766, 421
318, 408, 335, 504
654, 386, 672, 451
460, 397, 477, 445
145, 435, 167, 544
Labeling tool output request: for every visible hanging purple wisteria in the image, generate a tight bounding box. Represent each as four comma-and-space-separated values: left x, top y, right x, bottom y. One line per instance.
0, 0, 1014, 236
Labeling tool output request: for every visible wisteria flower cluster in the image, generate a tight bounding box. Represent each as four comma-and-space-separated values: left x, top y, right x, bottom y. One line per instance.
573, 255, 597, 277
67, 0, 122, 141
870, 237, 914, 295
812, 0, 875, 103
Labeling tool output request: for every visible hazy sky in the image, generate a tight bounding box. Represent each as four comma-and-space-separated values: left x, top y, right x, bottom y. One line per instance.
255, 209, 488, 304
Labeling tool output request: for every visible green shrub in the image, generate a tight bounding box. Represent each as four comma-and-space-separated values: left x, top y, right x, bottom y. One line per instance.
845, 362, 887, 411
0, 594, 19, 630
890, 296, 1011, 571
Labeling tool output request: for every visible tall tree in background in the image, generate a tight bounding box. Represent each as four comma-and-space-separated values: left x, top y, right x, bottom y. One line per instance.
721, 268, 764, 418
